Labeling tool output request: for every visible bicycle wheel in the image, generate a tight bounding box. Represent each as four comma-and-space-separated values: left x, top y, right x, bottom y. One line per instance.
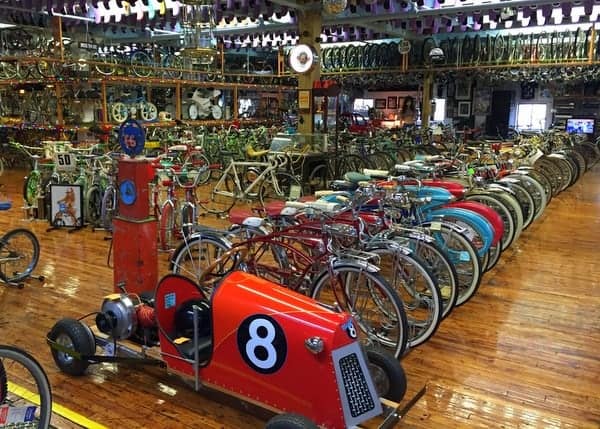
100, 186, 116, 231
369, 246, 442, 348
197, 171, 236, 214
85, 184, 103, 226
0, 229, 40, 283
425, 222, 481, 306
0, 345, 52, 429
23, 172, 40, 207
183, 153, 211, 184
393, 234, 458, 318
139, 102, 158, 121
505, 173, 547, 221
465, 192, 516, 251
93, 54, 118, 76
110, 102, 128, 123
306, 163, 328, 194
258, 172, 303, 208
130, 50, 153, 78
310, 263, 408, 358
170, 233, 236, 295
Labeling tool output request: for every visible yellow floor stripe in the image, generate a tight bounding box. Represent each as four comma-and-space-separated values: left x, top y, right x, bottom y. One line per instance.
8, 381, 108, 429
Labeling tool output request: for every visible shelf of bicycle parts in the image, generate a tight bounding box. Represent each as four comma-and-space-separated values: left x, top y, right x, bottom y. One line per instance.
0, 76, 295, 93
316, 58, 600, 76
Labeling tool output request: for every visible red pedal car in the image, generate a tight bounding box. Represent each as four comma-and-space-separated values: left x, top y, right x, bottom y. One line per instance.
47, 270, 415, 428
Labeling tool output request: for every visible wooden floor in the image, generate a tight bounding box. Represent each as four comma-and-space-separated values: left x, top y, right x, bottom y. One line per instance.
1, 165, 599, 429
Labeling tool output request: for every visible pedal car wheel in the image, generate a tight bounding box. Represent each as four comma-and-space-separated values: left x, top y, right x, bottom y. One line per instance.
366, 347, 407, 402
48, 318, 96, 376
265, 413, 319, 429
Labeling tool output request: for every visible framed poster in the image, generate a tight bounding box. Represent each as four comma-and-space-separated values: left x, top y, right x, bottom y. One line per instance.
49, 185, 84, 228
375, 98, 387, 109
298, 90, 311, 111
457, 101, 471, 117
387, 96, 397, 109
455, 79, 472, 100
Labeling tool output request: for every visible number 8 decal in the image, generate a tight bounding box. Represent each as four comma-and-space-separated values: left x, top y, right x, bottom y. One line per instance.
237, 314, 287, 374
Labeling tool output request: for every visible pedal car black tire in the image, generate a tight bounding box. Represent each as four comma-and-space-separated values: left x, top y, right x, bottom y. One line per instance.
366, 347, 407, 402
48, 318, 96, 376
265, 413, 319, 429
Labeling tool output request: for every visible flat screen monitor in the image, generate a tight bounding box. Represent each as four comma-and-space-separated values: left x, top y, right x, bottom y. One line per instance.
565, 118, 595, 134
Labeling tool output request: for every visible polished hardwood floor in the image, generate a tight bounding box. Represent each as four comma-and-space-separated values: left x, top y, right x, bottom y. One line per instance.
1, 165, 599, 428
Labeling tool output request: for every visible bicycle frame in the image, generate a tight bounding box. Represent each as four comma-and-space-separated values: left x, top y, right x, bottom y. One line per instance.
215, 158, 281, 200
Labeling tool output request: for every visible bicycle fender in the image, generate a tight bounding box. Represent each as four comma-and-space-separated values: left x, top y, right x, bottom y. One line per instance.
330, 258, 379, 273
426, 207, 493, 254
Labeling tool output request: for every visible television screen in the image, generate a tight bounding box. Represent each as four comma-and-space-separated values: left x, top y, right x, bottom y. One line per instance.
566, 118, 595, 134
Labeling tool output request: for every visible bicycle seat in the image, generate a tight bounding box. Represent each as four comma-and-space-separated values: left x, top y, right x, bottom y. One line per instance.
329, 180, 359, 192
246, 145, 270, 158
168, 144, 188, 152
228, 208, 254, 225
343, 172, 371, 184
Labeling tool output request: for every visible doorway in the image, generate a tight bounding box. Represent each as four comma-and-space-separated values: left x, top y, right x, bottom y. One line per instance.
486, 91, 512, 138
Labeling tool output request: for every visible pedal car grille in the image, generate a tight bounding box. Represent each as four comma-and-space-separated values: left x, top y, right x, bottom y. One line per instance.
332, 342, 382, 427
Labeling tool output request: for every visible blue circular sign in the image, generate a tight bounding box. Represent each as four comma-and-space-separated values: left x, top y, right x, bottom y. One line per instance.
119, 180, 137, 206
118, 119, 145, 157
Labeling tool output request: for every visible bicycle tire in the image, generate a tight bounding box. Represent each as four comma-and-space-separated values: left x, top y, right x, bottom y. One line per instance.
183, 153, 211, 184
517, 167, 553, 205
496, 180, 535, 230
505, 174, 547, 222
100, 185, 116, 231
368, 246, 442, 348
85, 184, 103, 226
423, 222, 481, 306
465, 192, 515, 251
306, 163, 329, 194
110, 102, 128, 123
130, 50, 153, 78
197, 171, 236, 214
0, 61, 19, 80
258, 172, 303, 208
0, 345, 52, 429
487, 188, 524, 242
93, 54, 118, 76
23, 172, 40, 207
139, 101, 158, 121
180, 202, 195, 239
169, 233, 235, 294
0, 228, 40, 283
402, 235, 459, 318
310, 263, 409, 358
163, 53, 183, 79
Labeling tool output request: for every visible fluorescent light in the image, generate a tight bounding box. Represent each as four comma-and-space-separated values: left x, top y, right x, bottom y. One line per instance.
0, 23, 16, 29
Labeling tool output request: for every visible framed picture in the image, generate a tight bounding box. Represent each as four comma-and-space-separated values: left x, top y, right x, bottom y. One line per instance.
455, 79, 472, 100
457, 101, 471, 117
298, 90, 311, 111
375, 98, 387, 109
49, 184, 84, 228
387, 96, 397, 109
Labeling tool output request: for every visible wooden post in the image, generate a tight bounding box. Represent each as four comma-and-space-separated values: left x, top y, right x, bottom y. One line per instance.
55, 82, 64, 126
297, 10, 322, 134
422, 72, 433, 128
101, 81, 108, 124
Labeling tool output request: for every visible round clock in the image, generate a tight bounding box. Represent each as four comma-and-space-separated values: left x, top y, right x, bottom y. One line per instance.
288, 44, 318, 74
119, 180, 137, 206
118, 118, 146, 157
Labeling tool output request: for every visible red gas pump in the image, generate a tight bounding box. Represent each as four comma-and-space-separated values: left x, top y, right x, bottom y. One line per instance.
112, 119, 158, 295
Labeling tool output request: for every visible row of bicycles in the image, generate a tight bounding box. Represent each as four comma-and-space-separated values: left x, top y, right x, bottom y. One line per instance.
158, 130, 600, 360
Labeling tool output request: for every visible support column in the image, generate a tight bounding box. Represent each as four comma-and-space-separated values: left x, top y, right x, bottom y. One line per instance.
297, 11, 322, 134
422, 72, 433, 128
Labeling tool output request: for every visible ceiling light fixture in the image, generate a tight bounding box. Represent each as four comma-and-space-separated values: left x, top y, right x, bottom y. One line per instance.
180, 3, 219, 64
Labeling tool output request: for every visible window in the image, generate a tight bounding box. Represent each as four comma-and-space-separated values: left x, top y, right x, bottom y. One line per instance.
516, 104, 547, 131
432, 98, 446, 122
353, 98, 374, 115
